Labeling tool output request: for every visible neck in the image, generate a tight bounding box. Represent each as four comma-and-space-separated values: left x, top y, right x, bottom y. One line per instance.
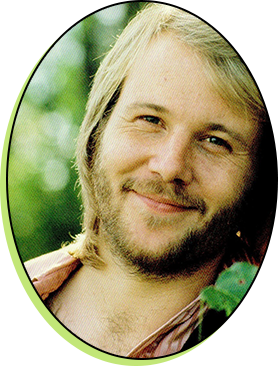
86, 233, 223, 320
55, 234, 223, 355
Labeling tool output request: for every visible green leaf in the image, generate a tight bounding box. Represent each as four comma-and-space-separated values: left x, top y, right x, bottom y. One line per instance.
201, 286, 238, 316
200, 262, 258, 317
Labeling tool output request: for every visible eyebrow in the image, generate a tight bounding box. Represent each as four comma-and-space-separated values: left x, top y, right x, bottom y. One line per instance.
126, 102, 171, 115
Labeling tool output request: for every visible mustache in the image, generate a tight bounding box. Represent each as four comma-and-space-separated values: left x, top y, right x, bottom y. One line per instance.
122, 178, 207, 214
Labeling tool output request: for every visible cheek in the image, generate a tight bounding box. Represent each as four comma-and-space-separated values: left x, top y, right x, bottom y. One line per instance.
195, 157, 253, 205
100, 130, 150, 175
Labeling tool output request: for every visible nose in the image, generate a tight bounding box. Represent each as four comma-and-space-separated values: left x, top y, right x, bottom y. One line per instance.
148, 133, 194, 184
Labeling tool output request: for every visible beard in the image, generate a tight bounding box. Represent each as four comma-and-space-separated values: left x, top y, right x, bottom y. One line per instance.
92, 154, 246, 279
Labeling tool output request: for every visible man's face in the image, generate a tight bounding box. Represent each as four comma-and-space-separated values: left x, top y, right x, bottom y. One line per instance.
92, 34, 259, 276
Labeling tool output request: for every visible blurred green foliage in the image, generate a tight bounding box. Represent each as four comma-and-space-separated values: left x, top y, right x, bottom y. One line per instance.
8, 2, 147, 262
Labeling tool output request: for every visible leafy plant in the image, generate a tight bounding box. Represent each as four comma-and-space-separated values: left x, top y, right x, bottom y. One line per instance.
200, 262, 258, 317
196, 262, 258, 342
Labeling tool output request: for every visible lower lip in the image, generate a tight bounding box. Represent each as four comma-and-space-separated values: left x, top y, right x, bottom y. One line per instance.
133, 192, 194, 214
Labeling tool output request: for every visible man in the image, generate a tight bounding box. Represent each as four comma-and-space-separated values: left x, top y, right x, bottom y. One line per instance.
25, 3, 276, 358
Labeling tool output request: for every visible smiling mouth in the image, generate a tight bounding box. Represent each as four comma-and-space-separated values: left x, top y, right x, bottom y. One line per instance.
132, 191, 198, 214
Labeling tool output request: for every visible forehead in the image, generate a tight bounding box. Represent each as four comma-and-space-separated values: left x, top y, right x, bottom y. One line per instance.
115, 33, 259, 144
117, 34, 232, 120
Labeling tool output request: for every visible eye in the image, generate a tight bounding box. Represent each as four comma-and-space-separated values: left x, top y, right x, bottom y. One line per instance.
139, 115, 162, 125
205, 136, 232, 152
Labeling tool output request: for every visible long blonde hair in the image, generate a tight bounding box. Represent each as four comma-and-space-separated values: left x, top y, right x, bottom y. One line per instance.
73, 3, 270, 265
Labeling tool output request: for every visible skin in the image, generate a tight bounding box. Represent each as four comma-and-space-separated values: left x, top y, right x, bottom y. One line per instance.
98, 33, 259, 261
47, 33, 260, 356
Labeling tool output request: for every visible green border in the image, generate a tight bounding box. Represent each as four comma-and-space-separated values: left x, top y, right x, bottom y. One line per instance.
3, 40, 277, 366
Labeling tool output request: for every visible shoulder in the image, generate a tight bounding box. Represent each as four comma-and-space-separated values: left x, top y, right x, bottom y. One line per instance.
24, 243, 82, 300
25, 243, 81, 279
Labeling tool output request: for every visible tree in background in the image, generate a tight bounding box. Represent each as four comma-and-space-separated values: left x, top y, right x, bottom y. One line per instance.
8, 3, 146, 262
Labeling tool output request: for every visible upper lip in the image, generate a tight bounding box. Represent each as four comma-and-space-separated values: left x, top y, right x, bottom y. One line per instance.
134, 192, 196, 209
